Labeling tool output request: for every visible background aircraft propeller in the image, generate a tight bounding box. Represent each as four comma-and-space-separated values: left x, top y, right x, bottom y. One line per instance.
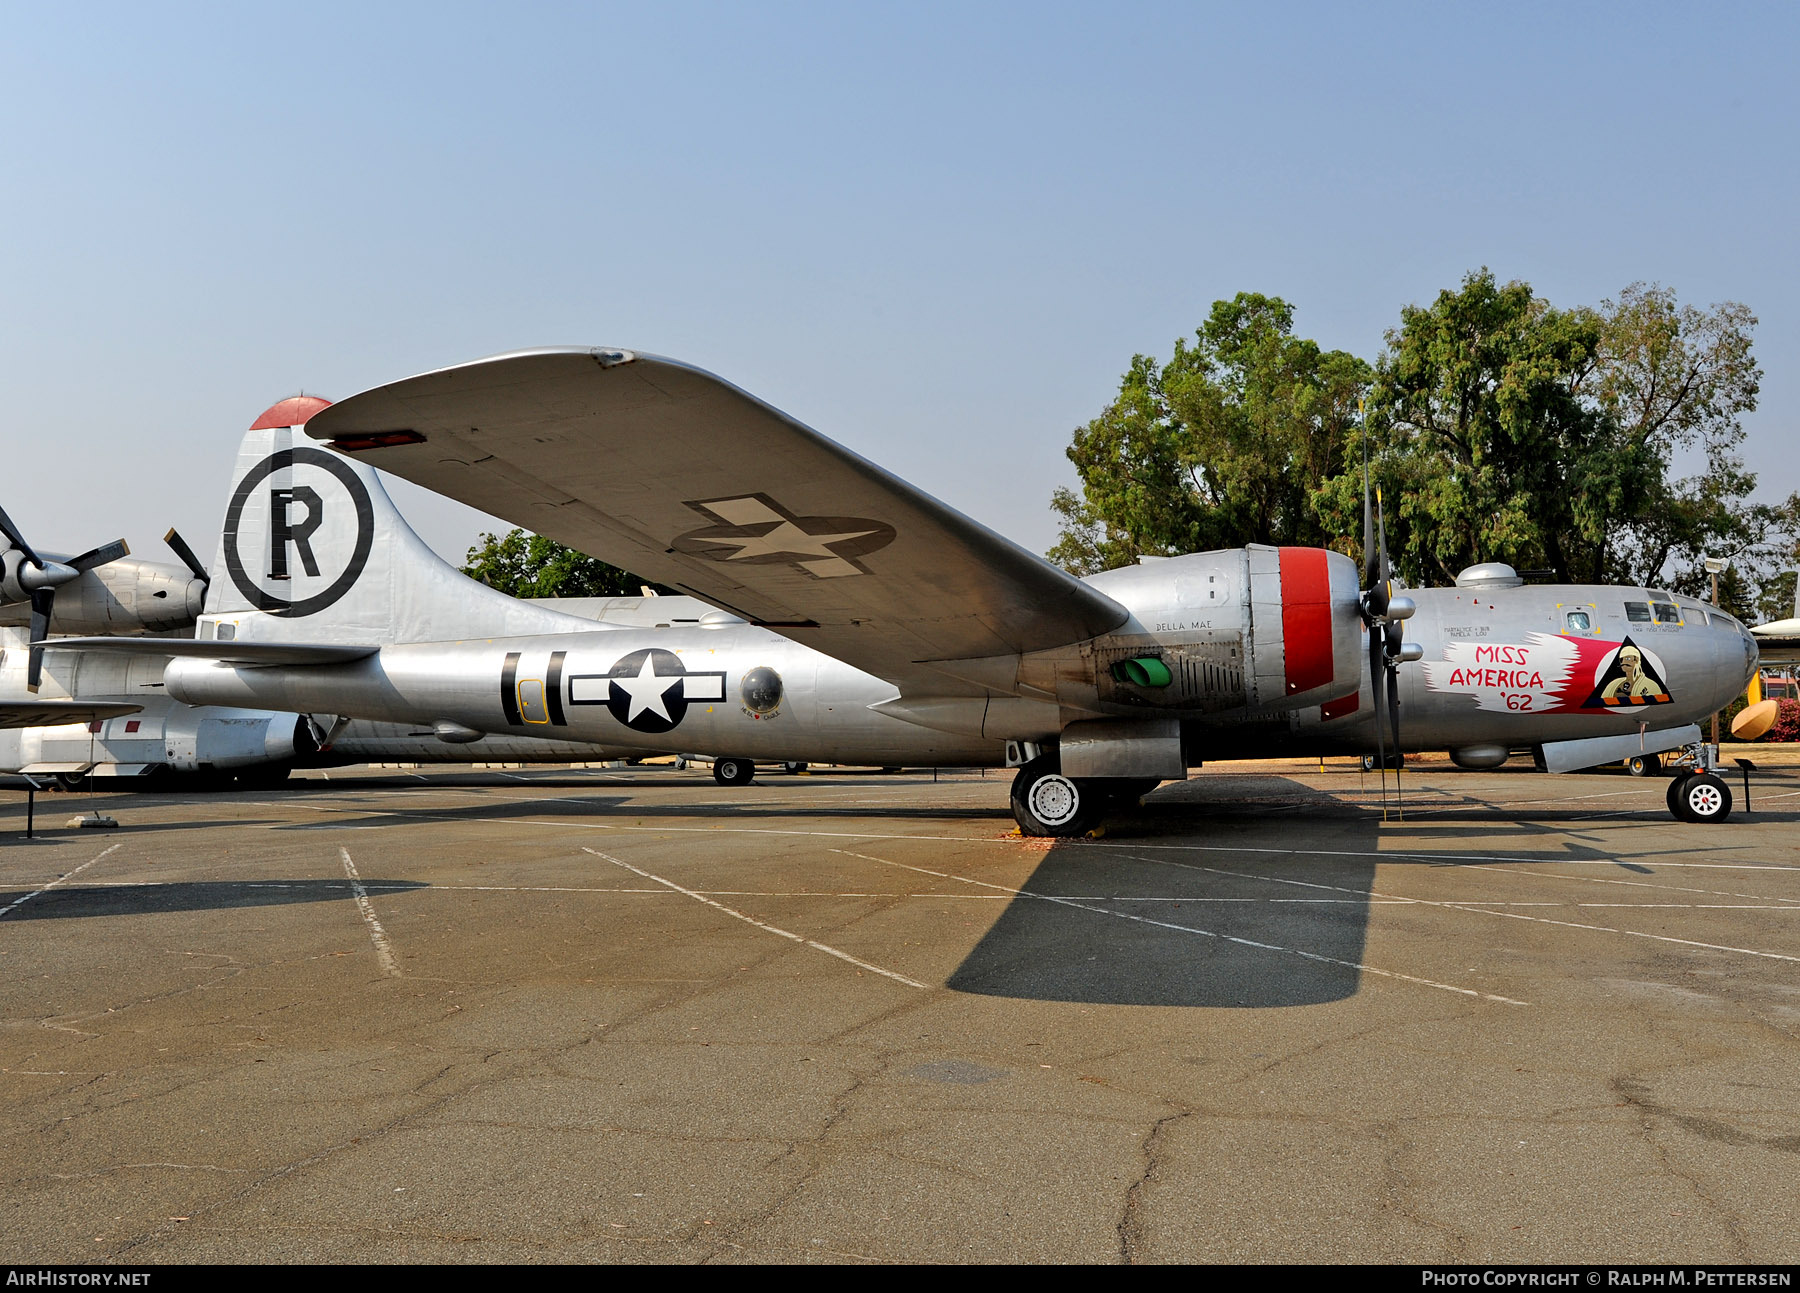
0, 502, 130, 691
163, 527, 209, 588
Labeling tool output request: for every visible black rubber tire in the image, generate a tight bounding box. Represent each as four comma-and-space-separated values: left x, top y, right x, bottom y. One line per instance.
1626, 753, 1661, 778
234, 765, 293, 790
783, 761, 808, 774
1672, 772, 1732, 823
55, 771, 92, 792
712, 757, 755, 787
1360, 753, 1402, 772
1009, 754, 1103, 838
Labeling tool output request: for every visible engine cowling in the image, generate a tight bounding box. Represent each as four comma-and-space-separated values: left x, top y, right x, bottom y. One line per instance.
162, 707, 306, 771
1083, 545, 1364, 716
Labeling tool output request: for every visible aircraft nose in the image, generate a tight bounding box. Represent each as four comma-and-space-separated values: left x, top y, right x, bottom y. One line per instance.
1710, 611, 1759, 700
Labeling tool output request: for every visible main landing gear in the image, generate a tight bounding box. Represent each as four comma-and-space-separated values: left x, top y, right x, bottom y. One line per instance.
1009, 753, 1160, 838
712, 757, 756, 787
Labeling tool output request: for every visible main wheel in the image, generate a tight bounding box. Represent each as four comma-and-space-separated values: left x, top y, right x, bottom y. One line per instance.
1625, 753, 1661, 778
712, 757, 755, 786
1010, 755, 1102, 838
234, 765, 292, 790
55, 771, 92, 792
783, 761, 809, 774
1671, 772, 1731, 823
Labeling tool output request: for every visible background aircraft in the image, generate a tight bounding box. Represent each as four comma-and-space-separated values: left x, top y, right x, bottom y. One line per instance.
0, 510, 210, 666
56, 353, 1759, 832
0, 595, 725, 786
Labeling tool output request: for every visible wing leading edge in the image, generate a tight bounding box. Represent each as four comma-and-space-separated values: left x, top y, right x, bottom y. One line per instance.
303, 348, 1127, 694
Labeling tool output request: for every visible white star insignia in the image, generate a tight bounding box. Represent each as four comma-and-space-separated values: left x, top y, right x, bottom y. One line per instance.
613, 654, 681, 723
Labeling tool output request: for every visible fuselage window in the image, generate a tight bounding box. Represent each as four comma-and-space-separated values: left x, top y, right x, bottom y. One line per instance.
1624, 602, 1651, 623
1652, 602, 1682, 624
1564, 610, 1591, 633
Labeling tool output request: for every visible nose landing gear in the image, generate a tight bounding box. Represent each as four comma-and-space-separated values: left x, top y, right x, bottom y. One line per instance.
1667, 770, 1732, 823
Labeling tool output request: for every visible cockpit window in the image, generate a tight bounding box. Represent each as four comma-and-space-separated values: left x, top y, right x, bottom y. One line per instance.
1624, 601, 1651, 623
1652, 602, 1682, 624
1564, 610, 1591, 633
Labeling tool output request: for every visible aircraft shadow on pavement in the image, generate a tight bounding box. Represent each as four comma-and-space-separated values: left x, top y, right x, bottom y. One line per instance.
0, 879, 426, 921
949, 775, 1382, 1009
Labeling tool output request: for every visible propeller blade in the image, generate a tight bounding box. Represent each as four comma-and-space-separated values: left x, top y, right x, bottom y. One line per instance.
164, 528, 209, 583
1369, 620, 1387, 805
0, 501, 44, 569
26, 587, 53, 692
1361, 435, 1378, 590
1387, 657, 1403, 818
68, 538, 130, 572
1368, 486, 1391, 617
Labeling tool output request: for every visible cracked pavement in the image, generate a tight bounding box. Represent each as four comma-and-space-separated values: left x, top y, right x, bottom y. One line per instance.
2, 758, 1798, 1263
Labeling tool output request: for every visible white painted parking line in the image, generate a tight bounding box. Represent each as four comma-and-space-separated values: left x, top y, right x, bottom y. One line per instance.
580, 847, 927, 989
339, 847, 400, 977
0, 842, 124, 921
829, 849, 1528, 1006
1121, 854, 1800, 966
247, 796, 1800, 872
1457, 863, 1800, 907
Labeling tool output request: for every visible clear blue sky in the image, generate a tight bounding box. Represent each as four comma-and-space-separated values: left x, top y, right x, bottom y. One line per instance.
4, 3, 1795, 568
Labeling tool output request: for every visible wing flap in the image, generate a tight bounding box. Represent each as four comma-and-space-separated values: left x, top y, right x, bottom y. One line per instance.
305, 349, 1127, 691
0, 701, 142, 730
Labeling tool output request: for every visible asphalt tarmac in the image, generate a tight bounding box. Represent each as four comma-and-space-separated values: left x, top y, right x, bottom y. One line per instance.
3, 757, 1798, 1264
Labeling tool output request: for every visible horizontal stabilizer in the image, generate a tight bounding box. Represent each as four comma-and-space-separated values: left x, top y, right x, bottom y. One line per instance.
0, 701, 143, 730
47, 638, 379, 667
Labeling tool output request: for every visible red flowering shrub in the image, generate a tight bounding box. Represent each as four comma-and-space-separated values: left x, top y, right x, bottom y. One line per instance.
1769, 699, 1800, 743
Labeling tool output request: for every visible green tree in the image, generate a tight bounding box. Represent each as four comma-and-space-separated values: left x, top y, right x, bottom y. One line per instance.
1049, 293, 1369, 573
1359, 271, 1792, 619
462, 529, 655, 598
1355, 270, 1619, 585
1052, 274, 1796, 621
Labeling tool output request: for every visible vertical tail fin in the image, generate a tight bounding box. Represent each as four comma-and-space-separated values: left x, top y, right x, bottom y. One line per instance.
206, 398, 597, 645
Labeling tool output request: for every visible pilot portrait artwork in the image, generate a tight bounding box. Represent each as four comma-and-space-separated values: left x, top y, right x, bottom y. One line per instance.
1585, 639, 1672, 708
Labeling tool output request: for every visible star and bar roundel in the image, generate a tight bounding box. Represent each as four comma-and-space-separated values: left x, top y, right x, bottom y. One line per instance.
500, 648, 728, 735
573, 648, 728, 735
671, 493, 896, 579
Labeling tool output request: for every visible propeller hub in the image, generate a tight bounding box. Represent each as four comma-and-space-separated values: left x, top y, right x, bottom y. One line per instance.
20, 560, 78, 591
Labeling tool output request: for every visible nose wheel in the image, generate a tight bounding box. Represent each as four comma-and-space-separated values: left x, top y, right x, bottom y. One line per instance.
1667, 771, 1732, 823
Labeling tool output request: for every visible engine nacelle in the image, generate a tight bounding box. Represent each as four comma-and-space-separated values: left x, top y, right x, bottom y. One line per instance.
1083, 545, 1364, 716
162, 707, 306, 771
0, 556, 205, 634
53, 561, 207, 633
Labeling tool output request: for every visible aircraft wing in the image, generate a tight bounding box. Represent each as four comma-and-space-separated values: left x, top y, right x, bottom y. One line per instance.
1751, 619, 1800, 666
0, 701, 142, 729
48, 638, 380, 666
303, 348, 1128, 694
